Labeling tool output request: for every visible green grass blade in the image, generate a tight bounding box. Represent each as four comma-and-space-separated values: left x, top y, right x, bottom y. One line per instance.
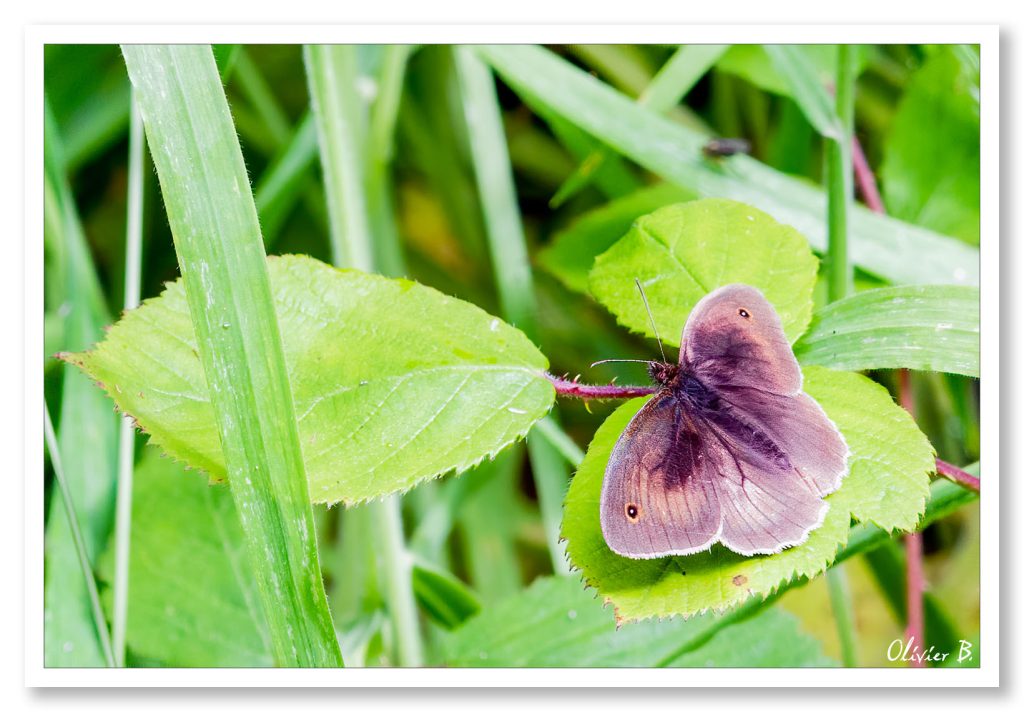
44, 97, 119, 668
121, 44, 342, 667
474, 45, 978, 287
303, 44, 373, 270
233, 48, 291, 146
553, 44, 728, 206
111, 93, 146, 667
43, 405, 114, 667
764, 45, 842, 139
253, 112, 322, 246
365, 45, 412, 277
822, 44, 858, 666
304, 43, 423, 666
454, 46, 570, 576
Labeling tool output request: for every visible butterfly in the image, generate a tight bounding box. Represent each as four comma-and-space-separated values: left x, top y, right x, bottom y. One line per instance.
600, 283, 849, 559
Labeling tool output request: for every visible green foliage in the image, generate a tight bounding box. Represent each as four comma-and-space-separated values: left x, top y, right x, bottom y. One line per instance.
98, 448, 273, 667
412, 562, 483, 630
539, 183, 695, 293
795, 285, 980, 377
441, 575, 834, 667
716, 45, 869, 99
882, 46, 980, 245
589, 198, 819, 345
475, 44, 978, 288
66, 255, 554, 504
44, 98, 119, 668
45, 42, 982, 670
562, 367, 934, 622
121, 45, 341, 667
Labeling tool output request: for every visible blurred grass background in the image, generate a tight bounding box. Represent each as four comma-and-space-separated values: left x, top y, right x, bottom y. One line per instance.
43, 43, 980, 666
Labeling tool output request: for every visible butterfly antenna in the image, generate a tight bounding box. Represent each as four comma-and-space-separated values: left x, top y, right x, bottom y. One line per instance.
590, 358, 658, 368
635, 278, 667, 363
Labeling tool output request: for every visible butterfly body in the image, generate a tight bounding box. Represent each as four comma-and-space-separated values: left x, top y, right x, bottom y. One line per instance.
600, 284, 849, 559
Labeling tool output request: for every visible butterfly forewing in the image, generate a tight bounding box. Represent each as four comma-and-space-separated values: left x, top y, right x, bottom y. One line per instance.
682, 284, 802, 396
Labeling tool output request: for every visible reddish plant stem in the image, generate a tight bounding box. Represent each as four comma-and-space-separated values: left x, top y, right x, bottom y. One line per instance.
935, 459, 980, 493
904, 530, 926, 668
545, 372, 657, 400
898, 369, 926, 667
852, 136, 886, 214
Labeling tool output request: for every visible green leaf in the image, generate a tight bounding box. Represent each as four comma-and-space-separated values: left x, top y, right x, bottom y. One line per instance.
562, 366, 933, 622
440, 575, 833, 667
589, 198, 819, 345
66, 255, 554, 505
716, 45, 868, 99
763, 45, 840, 139
412, 561, 482, 630
881, 46, 980, 245
795, 285, 980, 377
538, 183, 694, 293
475, 44, 977, 288
98, 447, 273, 667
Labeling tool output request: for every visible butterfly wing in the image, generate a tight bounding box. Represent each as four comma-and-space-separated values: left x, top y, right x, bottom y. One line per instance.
600, 393, 722, 559
681, 284, 802, 396
699, 394, 846, 555
680, 283, 848, 554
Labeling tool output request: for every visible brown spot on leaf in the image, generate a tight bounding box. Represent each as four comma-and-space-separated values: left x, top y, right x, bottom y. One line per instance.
732, 574, 747, 587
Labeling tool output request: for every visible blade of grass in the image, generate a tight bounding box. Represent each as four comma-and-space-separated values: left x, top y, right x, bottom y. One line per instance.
474, 45, 978, 287
454, 46, 570, 575
366, 45, 412, 277
826, 45, 856, 302
553, 44, 729, 206
304, 44, 373, 270
121, 44, 342, 667
765, 45, 842, 139
111, 93, 146, 667
43, 404, 114, 667
825, 564, 859, 666
304, 43, 423, 667
233, 47, 292, 146
253, 112, 325, 246
822, 43, 859, 666
532, 416, 585, 469
44, 97, 119, 667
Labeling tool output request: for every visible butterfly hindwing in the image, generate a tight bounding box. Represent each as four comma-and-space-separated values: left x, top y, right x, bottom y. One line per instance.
600, 393, 722, 559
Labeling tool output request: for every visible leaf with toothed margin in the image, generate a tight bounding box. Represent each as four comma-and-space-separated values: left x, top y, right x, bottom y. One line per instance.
440, 575, 834, 667
588, 198, 819, 347
64, 255, 554, 505
561, 366, 933, 623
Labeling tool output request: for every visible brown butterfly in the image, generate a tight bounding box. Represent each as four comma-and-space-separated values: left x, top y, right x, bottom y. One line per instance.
600, 284, 849, 558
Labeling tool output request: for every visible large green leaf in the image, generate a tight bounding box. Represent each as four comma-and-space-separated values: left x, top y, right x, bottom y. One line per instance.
589, 199, 819, 345
475, 44, 978, 288
795, 285, 980, 377
98, 448, 273, 667
65, 255, 554, 505
881, 46, 980, 245
562, 366, 933, 622
538, 183, 694, 293
441, 575, 834, 667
